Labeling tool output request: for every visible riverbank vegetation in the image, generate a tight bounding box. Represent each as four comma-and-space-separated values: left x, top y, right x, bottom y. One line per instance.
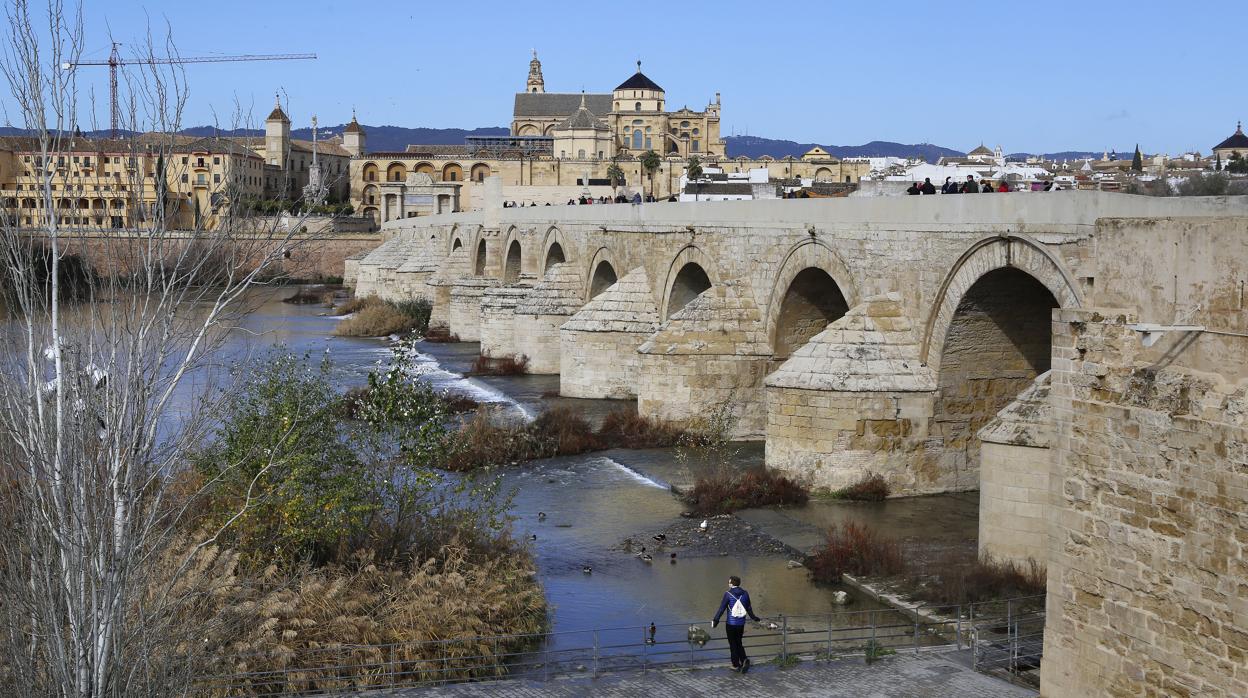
181, 343, 546, 691
683, 467, 810, 515
806, 523, 1046, 605
443, 406, 691, 471
332, 295, 432, 337
828, 473, 891, 501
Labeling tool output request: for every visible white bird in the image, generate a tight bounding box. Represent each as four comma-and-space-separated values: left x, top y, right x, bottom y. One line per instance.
699, 519, 708, 532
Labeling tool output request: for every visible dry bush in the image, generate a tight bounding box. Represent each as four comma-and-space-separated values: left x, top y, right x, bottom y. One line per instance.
831, 473, 890, 501
469, 355, 529, 376
193, 540, 546, 695
333, 304, 416, 337
905, 551, 1046, 605
806, 522, 906, 583
423, 325, 460, 343
596, 411, 687, 449
439, 392, 481, 414
334, 294, 385, 316
684, 468, 810, 515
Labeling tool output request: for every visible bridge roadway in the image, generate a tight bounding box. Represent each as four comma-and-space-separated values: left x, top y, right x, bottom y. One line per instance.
352, 192, 1248, 697
363, 648, 1038, 697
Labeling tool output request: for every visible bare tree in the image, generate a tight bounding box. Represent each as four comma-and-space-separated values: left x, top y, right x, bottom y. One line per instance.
0, 2, 323, 694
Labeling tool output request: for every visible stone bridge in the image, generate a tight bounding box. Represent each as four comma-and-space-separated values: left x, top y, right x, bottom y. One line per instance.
351, 190, 1248, 697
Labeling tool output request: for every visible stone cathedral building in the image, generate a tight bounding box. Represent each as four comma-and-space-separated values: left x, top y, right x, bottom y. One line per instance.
348, 54, 869, 222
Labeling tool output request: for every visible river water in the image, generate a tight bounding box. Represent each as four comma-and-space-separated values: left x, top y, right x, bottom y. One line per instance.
224, 288, 981, 655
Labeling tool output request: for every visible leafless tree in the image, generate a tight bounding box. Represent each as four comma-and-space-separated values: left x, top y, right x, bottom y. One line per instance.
0, 2, 324, 694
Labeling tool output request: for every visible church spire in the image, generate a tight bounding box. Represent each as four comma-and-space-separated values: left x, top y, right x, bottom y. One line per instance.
526, 50, 545, 94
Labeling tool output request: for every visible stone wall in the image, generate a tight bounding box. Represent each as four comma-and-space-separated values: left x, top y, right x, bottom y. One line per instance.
1039, 308, 1248, 698
447, 278, 498, 342
480, 285, 530, 359
977, 373, 1052, 566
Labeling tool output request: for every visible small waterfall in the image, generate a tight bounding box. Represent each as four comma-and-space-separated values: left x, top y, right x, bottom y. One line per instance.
391, 345, 533, 421
599, 456, 668, 490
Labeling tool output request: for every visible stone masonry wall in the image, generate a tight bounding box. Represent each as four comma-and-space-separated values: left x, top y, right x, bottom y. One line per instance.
448, 279, 498, 342
765, 386, 934, 492
978, 441, 1050, 565
637, 353, 769, 439
560, 330, 647, 399
512, 313, 568, 374
1039, 308, 1248, 698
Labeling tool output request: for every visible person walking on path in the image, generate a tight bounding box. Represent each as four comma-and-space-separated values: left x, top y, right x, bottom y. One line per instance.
712, 575, 762, 673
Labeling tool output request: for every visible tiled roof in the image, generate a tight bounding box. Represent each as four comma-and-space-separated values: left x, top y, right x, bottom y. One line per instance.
615, 71, 663, 92
1214, 122, 1248, 151
513, 93, 612, 118
562, 266, 659, 333
404, 144, 473, 157
764, 292, 936, 392
556, 97, 609, 131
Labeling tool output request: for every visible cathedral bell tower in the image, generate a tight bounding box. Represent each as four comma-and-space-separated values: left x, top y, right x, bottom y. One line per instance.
526, 50, 545, 94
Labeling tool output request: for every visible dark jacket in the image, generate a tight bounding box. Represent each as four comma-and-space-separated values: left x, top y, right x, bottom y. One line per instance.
921, 181, 936, 195
962, 180, 980, 193
714, 587, 761, 627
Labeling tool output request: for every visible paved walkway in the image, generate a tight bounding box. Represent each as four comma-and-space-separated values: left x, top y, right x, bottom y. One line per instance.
363, 649, 1038, 697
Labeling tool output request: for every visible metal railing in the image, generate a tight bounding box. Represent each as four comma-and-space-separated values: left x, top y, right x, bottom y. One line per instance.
195, 595, 1045, 696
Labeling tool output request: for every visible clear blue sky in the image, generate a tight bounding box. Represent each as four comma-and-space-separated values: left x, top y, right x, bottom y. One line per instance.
35, 0, 1248, 153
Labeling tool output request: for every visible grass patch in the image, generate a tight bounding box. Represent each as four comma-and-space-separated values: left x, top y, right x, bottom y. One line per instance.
683, 468, 810, 515
904, 551, 1047, 605
806, 522, 905, 583
441, 407, 695, 471
806, 523, 1047, 605
829, 473, 890, 501
469, 355, 529, 376
424, 324, 460, 343
596, 411, 688, 449
332, 297, 432, 338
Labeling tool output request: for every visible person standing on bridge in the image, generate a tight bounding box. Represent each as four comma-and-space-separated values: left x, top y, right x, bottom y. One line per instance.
712, 575, 762, 673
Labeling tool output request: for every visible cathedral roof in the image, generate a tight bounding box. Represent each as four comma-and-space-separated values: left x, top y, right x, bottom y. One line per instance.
266, 95, 290, 123
344, 113, 364, 134
615, 71, 663, 92
1214, 121, 1248, 151
514, 92, 612, 118
967, 144, 994, 156
556, 95, 609, 131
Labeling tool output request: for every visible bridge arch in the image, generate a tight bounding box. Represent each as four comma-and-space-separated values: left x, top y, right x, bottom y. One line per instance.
583, 247, 620, 300
921, 234, 1081, 369
504, 239, 523, 283
539, 226, 570, 274
921, 235, 1081, 487
474, 238, 487, 276
660, 245, 718, 320
764, 240, 857, 359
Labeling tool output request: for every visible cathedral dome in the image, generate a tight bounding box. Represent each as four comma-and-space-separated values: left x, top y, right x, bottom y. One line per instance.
615, 62, 663, 93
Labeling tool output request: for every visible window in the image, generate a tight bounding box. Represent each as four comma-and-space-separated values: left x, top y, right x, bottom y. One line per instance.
634, 102, 641, 112
213, 157, 220, 165
631, 130, 642, 150
196, 174, 205, 184
645, 137, 652, 149
577, 149, 585, 159
680, 121, 690, 128
181, 174, 188, 183
181, 157, 188, 164
692, 140, 700, 152
196, 157, 205, 167
692, 128, 700, 135
83, 156, 91, 166
213, 173, 221, 184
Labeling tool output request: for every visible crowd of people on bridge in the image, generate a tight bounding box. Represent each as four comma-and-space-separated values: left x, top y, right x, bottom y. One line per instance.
908, 175, 1058, 195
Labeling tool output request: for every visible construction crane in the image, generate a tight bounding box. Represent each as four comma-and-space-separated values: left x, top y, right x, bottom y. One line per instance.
63, 43, 316, 137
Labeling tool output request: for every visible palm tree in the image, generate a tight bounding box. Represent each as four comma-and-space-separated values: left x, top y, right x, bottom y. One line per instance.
640, 149, 661, 199
686, 156, 703, 201
606, 160, 625, 198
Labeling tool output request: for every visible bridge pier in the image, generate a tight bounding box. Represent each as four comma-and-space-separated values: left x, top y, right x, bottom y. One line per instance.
765, 294, 939, 493
560, 266, 659, 399
448, 277, 500, 342
637, 280, 770, 439
480, 282, 533, 360
427, 246, 470, 332
512, 263, 584, 374
976, 372, 1052, 567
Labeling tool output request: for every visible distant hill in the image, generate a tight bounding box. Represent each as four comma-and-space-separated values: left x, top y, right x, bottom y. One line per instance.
724, 135, 964, 162
0, 124, 1134, 164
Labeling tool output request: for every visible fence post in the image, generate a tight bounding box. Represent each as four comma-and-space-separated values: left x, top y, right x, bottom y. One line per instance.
913, 618, 920, 655
870, 610, 877, 661
1007, 599, 1015, 674
543, 642, 549, 682
956, 605, 962, 650
593, 630, 600, 678
781, 615, 788, 663
642, 626, 648, 675
827, 614, 833, 660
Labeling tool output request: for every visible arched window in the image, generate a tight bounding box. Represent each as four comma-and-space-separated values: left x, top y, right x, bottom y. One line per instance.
577, 149, 585, 159
632, 130, 643, 150
634, 102, 641, 112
